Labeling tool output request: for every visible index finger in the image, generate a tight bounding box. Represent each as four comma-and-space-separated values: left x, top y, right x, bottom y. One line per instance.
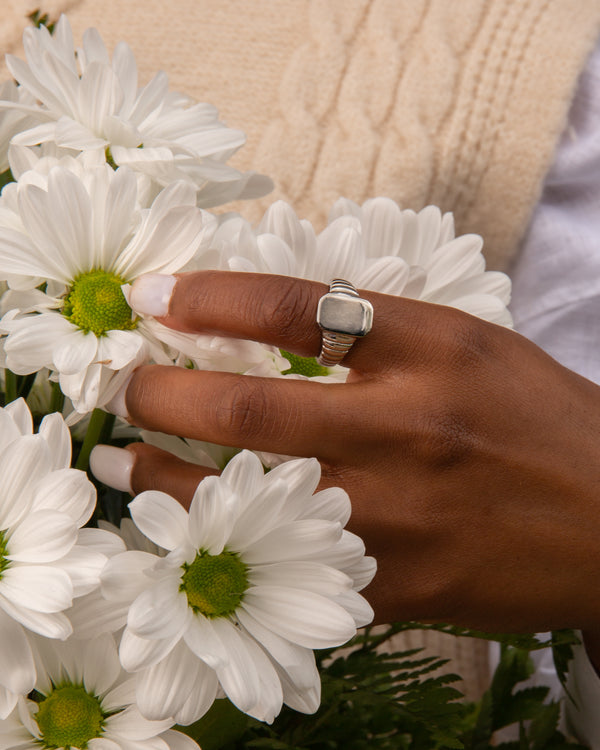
129, 271, 432, 373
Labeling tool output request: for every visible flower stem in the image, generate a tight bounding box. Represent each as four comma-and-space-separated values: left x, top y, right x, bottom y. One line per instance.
50, 382, 65, 414
4, 369, 17, 404
75, 408, 114, 472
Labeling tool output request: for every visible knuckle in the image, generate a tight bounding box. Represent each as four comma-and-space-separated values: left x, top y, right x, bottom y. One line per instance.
252, 276, 317, 344
415, 406, 478, 470
212, 378, 269, 442
443, 310, 497, 371
427, 411, 478, 469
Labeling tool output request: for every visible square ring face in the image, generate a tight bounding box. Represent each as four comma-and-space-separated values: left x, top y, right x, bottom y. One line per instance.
317, 293, 374, 337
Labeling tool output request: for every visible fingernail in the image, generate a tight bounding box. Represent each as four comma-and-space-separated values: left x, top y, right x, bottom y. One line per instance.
90, 445, 134, 493
129, 273, 176, 317
104, 373, 134, 419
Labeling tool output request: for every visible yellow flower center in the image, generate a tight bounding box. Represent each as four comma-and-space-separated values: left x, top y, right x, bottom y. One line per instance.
181, 549, 249, 618
35, 685, 104, 749
62, 270, 137, 337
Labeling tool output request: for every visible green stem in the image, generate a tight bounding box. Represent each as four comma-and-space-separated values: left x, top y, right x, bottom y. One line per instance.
75, 408, 111, 472
4, 369, 17, 404
50, 382, 65, 414
17, 373, 37, 400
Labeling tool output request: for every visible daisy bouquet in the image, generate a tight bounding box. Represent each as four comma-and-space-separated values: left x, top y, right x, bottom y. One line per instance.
0, 12, 579, 750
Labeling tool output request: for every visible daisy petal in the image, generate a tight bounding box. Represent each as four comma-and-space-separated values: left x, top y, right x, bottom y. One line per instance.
5, 510, 77, 563
0, 609, 35, 694
0, 565, 73, 613
129, 492, 190, 551
241, 586, 356, 648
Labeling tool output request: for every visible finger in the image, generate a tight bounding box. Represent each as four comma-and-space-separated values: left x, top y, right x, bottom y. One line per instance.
125, 365, 372, 460
127, 443, 218, 509
130, 271, 432, 372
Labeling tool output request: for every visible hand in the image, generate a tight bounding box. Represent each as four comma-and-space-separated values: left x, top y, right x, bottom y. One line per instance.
97, 270, 600, 632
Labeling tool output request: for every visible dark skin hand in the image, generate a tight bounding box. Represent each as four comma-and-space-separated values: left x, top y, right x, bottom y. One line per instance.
119, 271, 600, 654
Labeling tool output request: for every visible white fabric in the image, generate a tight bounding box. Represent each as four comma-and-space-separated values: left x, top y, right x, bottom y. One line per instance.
507, 39, 600, 746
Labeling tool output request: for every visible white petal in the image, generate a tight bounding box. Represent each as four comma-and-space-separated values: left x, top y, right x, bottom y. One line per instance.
212, 619, 282, 721
241, 586, 356, 648
128, 578, 189, 639
67, 591, 128, 639
298, 487, 351, 524
4, 399, 32, 436
0, 609, 35, 694
248, 562, 352, 597
105, 706, 172, 740
53, 330, 98, 374
361, 197, 406, 257
161, 728, 207, 750
82, 632, 121, 696
0, 593, 71, 639
134, 641, 204, 720
30, 468, 95, 527
97, 330, 144, 370
236, 607, 314, 678
129, 492, 190, 551
0, 409, 21, 453
101, 550, 158, 602
0, 565, 73, 613
358, 256, 410, 295
240, 520, 342, 563
88, 738, 121, 750
227, 479, 289, 551
170, 664, 218, 725
266, 457, 321, 515
220, 450, 265, 508
0, 685, 18, 720
332, 589, 374, 628
6, 510, 76, 563
56, 546, 106, 597
0, 435, 50, 528
38, 412, 71, 469
188, 476, 234, 555
183, 614, 229, 669
119, 627, 181, 672
422, 234, 484, 296
77, 527, 127, 556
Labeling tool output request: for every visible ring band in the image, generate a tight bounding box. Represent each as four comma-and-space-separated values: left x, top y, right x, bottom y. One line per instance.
316, 279, 373, 367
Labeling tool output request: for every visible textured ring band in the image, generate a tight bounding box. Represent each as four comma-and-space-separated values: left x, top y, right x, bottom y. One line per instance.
316, 279, 374, 367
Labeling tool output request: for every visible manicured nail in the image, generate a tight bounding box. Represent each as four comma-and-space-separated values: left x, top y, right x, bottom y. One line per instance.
90, 445, 134, 493
104, 373, 133, 419
129, 273, 176, 317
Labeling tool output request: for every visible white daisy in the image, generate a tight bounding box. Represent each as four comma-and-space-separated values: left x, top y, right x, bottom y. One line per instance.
0, 157, 205, 417
166, 197, 512, 382
0, 81, 39, 175
0, 398, 124, 718
1, 632, 200, 750
101, 451, 375, 725
2, 15, 272, 207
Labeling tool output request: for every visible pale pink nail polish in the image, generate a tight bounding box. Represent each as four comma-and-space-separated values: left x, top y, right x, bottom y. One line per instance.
90, 445, 134, 493
129, 273, 176, 317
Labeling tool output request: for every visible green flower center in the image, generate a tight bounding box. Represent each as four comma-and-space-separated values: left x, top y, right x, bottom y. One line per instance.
181, 549, 249, 618
0, 529, 9, 580
62, 270, 137, 337
36, 685, 104, 749
279, 349, 330, 378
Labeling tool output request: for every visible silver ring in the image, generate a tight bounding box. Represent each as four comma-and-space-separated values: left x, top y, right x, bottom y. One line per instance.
316, 279, 374, 367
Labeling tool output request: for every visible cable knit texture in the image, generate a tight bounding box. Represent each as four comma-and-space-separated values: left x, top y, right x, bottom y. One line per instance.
2, 0, 600, 699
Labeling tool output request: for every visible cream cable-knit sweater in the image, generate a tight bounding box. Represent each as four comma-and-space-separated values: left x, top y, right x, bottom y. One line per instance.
2, 0, 600, 701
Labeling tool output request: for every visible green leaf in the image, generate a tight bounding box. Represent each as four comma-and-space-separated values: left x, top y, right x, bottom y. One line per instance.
176, 699, 250, 750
